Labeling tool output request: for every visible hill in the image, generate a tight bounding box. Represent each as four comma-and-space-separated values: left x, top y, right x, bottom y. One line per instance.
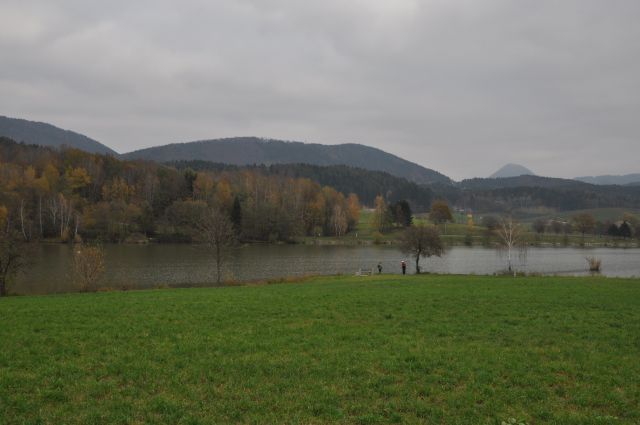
575, 173, 640, 186
454, 175, 640, 212
169, 160, 434, 211
0, 116, 117, 155
459, 175, 590, 191
489, 163, 535, 178
0, 137, 361, 243
124, 137, 451, 185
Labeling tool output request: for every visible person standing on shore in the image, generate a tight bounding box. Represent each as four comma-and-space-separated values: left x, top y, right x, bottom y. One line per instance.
401, 260, 406, 275
377, 263, 382, 274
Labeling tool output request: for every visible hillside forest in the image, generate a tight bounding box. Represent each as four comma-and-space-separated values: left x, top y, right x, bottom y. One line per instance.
0, 138, 362, 243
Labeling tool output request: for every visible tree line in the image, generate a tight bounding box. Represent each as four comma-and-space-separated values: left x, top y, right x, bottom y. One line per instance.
0, 137, 361, 244
169, 161, 434, 211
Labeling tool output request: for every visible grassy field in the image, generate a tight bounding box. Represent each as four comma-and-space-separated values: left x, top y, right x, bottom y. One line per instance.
1, 275, 639, 424
300, 209, 639, 247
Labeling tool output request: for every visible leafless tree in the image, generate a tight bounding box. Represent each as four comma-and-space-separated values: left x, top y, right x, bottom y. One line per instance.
331, 204, 348, 237
496, 216, 527, 274
73, 244, 106, 292
399, 224, 444, 274
198, 207, 236, 284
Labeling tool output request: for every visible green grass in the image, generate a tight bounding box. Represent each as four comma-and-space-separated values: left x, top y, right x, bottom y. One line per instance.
2, 275, 639, 424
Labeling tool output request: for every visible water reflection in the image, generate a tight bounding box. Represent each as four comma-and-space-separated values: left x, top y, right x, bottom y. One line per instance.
14, 244, 640, 295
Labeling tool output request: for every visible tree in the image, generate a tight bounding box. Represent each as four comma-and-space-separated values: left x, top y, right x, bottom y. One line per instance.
371, 195, 391, 233
619, 221, 632, 239
72, 244, 106, 292
607, 223, 620, 238
330, 204, 348, 237
0, 230, 28, 297
550, 220, 564, 235
198, 207, 235, 284
0, 206, 29, 297
399, 224, 444, 274
230, 196, 242, 234
496, 217, 527, 273
346, 193, 361, 230
429, 200, 453, 224
532, 219, 546, 235
572, 213, 596, 242
391, 200, 412, 227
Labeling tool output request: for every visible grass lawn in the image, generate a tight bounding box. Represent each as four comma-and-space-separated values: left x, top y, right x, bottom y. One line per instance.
1, 275, 639, 424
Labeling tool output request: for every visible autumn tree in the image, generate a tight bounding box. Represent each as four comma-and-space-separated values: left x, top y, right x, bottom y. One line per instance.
399, 224, 444, 274
371, 195, 392, 233
429, 199, 453, 228
572, 213, 596, 242
72, 244, 106, 292
346, 193, 361, 230
198, 207, 236, 284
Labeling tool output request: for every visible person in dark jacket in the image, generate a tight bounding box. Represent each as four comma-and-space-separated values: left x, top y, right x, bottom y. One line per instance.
401, 260, 406, 275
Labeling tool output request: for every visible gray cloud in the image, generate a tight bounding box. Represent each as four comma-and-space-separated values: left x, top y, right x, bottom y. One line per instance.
1, 0, 639, 180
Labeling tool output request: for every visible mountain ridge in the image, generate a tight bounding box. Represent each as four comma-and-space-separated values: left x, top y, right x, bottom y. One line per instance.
123, 137, 452, 185
0, 116, 117, 155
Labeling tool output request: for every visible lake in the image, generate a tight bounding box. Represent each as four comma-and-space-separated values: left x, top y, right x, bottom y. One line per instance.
12, 244, 640, 295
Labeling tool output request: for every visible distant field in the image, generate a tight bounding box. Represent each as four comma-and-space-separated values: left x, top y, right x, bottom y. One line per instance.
1, 275, 639, 424
519, 208, 640, 224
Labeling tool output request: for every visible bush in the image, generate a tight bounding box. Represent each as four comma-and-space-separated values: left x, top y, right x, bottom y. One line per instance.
586, 257, 602, 272
73, 244, 106, 292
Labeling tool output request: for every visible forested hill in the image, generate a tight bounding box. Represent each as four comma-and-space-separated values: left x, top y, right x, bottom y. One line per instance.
0, 116, 117, 155
575, 174, 640, 186
124, 137, 451, 185
454, 175, 640, 212
0, 137, 361, 243
169, 161, 434, 211
458, 175, 593, 190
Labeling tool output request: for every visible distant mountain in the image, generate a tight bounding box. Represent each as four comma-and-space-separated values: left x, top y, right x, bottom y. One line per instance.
169, 160, 435, 210
575, 174, 640, 186
489, 163, 535, 179
0, 116, 117, 155
123, 137, 451, 185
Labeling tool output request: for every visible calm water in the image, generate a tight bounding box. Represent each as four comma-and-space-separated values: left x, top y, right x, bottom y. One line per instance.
12, 244, 640, 295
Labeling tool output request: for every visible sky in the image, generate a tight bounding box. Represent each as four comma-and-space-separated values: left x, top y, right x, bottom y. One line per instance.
1, 0, 639, 181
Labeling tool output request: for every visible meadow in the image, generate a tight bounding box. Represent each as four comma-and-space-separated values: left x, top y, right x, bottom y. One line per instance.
1, 275, 639, 424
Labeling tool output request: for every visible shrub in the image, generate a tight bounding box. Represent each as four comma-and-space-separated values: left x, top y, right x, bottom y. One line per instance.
585, 256, 602, 272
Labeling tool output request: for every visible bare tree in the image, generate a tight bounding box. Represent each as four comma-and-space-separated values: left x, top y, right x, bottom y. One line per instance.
0, 230, 28, 297
496, 216, 527, 274
572, 213, 596, 243
73, 244, 106, 292
399, 224, 444, 274
331, 204, 348, 237
198, 207, 236, 284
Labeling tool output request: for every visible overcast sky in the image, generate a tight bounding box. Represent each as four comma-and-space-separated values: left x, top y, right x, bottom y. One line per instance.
1, 0, 639, 180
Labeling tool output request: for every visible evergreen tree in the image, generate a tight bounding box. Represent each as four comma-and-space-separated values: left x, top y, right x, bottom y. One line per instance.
231, 196, 242, 233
